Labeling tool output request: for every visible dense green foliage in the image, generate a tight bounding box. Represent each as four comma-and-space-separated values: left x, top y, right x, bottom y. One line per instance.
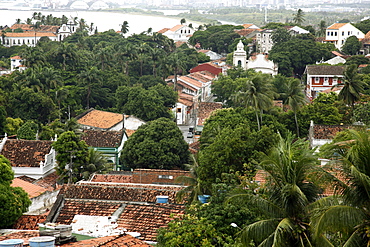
342, 35, 362, 55
121, 118, 190, 170
0, 155, 31, 228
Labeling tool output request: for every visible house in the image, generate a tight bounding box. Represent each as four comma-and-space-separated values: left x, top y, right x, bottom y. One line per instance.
309, 121, 351, 150
189, 61, 227, 76
0, 137, 57, 179
80, 129, 126, 169
157, 24, 194, 42
76, 109, 145, 131
0, 66, 11, 75
10, 55, 27, 72
0, 31, 58, 47
324, 23, 365, 50
246, 53, 278, 75
45, 182, 186, 242
287, 26, 310, 35
197, 49, 223, 60
304, 65, 345, 99
194, 102, 223, 140
319, 55, 346, 65
256, 29, 274, 53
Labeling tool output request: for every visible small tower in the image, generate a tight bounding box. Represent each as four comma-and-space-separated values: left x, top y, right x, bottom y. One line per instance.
233, 40, 247, 69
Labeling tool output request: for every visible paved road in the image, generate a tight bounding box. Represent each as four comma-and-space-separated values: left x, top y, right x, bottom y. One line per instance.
178, 125, 194, 144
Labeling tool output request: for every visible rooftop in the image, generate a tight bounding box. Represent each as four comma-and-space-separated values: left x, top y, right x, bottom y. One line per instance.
1, 140, 53, 167
81, 130, 123, 148
197, 102, 223, 126
76, 109, 123, 130
11, 178, 47, 198
327, 23, 348, 30
305, 65, 345, 76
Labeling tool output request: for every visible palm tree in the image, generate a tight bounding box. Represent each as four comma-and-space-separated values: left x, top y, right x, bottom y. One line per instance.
82, 148, 112, 180
310, 129, 370, 246
232, 73, 274, 131
229, 133, 324, 246
282, 78, 306, 137
120, 21, 129, 34
293, 9, 305, 26
317, 20, 326, 37
41, 67, 61, 98
77, 66, 101, 109
337, 64, 365, 110
168, 52, 187, 91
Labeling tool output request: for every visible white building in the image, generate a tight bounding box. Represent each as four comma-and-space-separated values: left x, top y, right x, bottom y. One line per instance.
325, 23, 365, 50
247, 54, 278, 75
158, 24, 194, 42
233, 40, 247, 69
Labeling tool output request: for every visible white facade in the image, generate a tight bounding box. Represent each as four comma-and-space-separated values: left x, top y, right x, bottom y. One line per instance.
233, 40, 247, 69
174, 102, 188, 125
256, 29, 274, 54
247, 54, 278, 75
123, 115, 146, 130
161, 25, 194, 42
1, 32, 58, 48
10, 56, 25, 71
325, 23, 365, 50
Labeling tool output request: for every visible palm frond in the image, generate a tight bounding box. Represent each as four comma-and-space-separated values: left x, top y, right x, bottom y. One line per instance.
239, 218, 280, 246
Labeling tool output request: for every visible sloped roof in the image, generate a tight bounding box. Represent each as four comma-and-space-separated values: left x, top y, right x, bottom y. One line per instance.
55, 199, 122, 225
10, 24, 59, 32
189, 141, 200, 154
157, 27, 169, 34
305, 65, 345, 76
327, 23, 348, 29
33, 171, 60, 190
90, 174, 133, 183
12, 215, 47, 230
117, 203, 185, 241
58, 183, 182, 203
77, 109, 123, 129
5, 31, 57, 37
11, 178, 47, 198
189, 63, 223, 76
1, 140, 53, 167
10, 55, 22, 60
61, 233, 151, 246
178, 75, 203, 88
170, 24, 184, 32
313, 124, 351, 139
197, 102, 223, 126
125, 129, 136, 137
81, 130, 123, 148
235, 28, 259, 37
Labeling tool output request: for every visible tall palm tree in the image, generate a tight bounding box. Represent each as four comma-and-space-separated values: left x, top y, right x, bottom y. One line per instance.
283, 78, 306, 137
82, 148, 112, 180
293, 9, 305, 26
41, 67, 61, 98
230, 133, 324, 246
337, 64, 365, 110
310, 129, 370, 246
77, 66, 101, 109
232, 73, 274, 130
168, 52, 187, 91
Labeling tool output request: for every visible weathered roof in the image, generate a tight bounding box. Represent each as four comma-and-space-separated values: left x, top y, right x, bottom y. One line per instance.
81, 130, 123, 148
117, 203, 185, 241
55, 199, 122, 225
235, 28, 259, 37
197, 102, 223, 126
5, 31, 57, 37
33, 171, 60, 190
305, 65, 345, 76
189, 63, 223, 76
313, 124, 351, 139
58, 183, 182, 203
12, 215, 47, 230
1, 140, 53, 167
77, 109, 123, 129
90, 174, 133, 183
61, 233, 151, 246
157, 27, 169, 34
10, 24, 59, 32
327, 23, 348, 29
170, 24, 184, 32
10, 55, 22, 60
11, 178, 47, 198
189, 141, 200, 154
125, 129, 136, 137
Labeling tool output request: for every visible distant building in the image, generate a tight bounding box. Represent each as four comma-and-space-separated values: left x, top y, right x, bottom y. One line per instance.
157, 24, 194, 42
324, 23, 365, 50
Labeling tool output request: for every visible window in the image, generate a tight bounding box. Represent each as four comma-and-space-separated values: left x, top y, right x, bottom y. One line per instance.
342, 31, 344, 35
334, 32, 337, 36
177, 108, 181, 113
342, 40, 344, 44
348, 31, 350, 35
324, 77, 329, 85
333, 78, 338, 84
331, 32, 333, 36
315, 77, 319, 83
327, 31, 330, 36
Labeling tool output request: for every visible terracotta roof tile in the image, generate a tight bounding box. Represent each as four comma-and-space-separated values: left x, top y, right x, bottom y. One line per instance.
91, 174, 133, 183
157, 28, 169, 34
313, 124, 351, 139
34, 171, 60, 190
235, 28, 259, 36
5, 31, 57, 37
117, 204, 185, 241
10, 55, 22, 59
125, 129, 136, 137
59, 183, 182, 203
17, 175, 36, 183
11, 178, 47, 198
12, 215, 47, 230
55, 199, 121, 225
327, 23, 348, 29
169, 24, 184, 32
197, 102, 223, 126
61, 233, 151, 246
189, 141, 200, 154
77, 109, 123, 129
0, 230, 39, 245
10, 24, 59, 32
1, 140, 53, 167
81, 130, 123, 148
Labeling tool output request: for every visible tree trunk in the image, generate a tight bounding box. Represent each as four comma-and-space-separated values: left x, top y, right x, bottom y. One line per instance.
255, 110, 260, 131
294, 112, 300, 137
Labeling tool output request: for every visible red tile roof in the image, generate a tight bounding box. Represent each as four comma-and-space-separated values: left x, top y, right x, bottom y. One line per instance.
313, 124, 351, 139
327, 23, 348, 29
169, 24, 184, 32
157, 28, 169, 34
189, 141, 200, 154
190, 63, 223, 76
117, 203, 185, 241
197, 102, 223, 126
81, 130, 123, 148
33, 171, 60, 190
61, 233, 151, 246
1, 140, 53, 167
10, 55, 22, 59
5, 31, 57, 37
91, 174, 133, 183
125, 129, 136, 137
10, 24, 59, 32
55, 199, 122, 225
77, 109, 123, 129
12, 215, 47, 230
0, 230, 39, 245
11, 178, 47, 198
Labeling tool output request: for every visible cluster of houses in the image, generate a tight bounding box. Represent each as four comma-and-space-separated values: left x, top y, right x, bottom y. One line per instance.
1, 19, 370, 246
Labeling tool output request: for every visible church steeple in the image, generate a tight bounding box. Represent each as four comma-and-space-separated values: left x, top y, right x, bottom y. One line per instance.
233, 40, 247, 69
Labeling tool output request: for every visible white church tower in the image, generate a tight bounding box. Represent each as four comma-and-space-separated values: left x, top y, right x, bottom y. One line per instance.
233, 40, 247, 69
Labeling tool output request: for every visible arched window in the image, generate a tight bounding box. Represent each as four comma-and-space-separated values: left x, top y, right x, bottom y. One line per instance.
238, 60, 242, 67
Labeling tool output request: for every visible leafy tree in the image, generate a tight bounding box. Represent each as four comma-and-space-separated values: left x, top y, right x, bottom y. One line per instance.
121, 118, 190, 170
354, 19, 370, 34
77, 66, 102, 109
271, 27, 292, 44
353, 102, 370, 125
52, 131, 88, 184
157, 214, 232, 247
345, 55, 370, 66
82, 148, 113, 180
316, 20, 326, 37
17, 120, 38, 140
4, 117, 23, 136
311, 129, 370, 246
229, 134, 325, 246
342, 35, 361, 55
180, 18, 186, 25
0, 155, 31, 228
0, 105, 6, 135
